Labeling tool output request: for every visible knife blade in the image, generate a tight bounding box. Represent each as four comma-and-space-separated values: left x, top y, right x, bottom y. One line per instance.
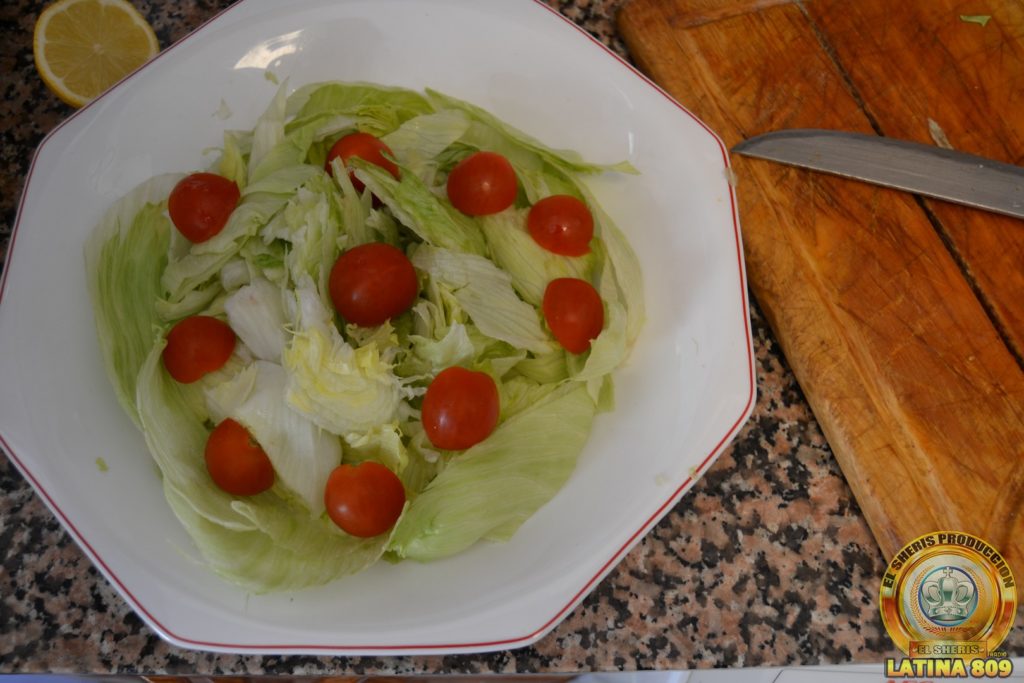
731, 129, 1024, 219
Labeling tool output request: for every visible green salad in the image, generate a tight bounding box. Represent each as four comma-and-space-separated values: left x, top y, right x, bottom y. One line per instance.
85, 81, 644, 592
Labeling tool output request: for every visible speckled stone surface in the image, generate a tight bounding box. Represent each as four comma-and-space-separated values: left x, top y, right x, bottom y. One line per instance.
0, 0, 1019, 675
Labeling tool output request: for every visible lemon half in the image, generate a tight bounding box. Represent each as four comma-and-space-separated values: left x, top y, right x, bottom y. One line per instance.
33, 0, 159, 107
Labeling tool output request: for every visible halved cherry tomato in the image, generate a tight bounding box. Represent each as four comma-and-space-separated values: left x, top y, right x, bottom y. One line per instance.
542, 278, 604, 354
528, 195, 594, 256
324, 461, 406, 538
421, 366, 500, 450
324, 132, 400, 192
204, 418, 275, 496
329, 242, 418, 327
446, 151, 517, 216
167, 172, 240, 243
162, 315, 236, 383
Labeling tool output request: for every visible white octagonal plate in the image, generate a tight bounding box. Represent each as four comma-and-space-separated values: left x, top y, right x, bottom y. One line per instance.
0, 0, 754, 655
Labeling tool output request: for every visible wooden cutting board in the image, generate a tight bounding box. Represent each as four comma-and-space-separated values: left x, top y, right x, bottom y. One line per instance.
618, 0, 1024, 571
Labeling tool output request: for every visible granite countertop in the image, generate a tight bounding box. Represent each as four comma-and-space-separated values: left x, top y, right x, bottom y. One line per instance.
1, 0, 1009, 675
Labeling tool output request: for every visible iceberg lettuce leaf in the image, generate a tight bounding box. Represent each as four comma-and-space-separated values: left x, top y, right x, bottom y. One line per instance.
248, 82, 289, 182
85, 174, 183, 427
575, 181, 645, 346
163, 483, 391, 593
388, 382, 595, 561
224, 276, 289, 362
479, 207, 594, 306
286, 81, 433, 128
137, 341, 262, 531
353, 159, 487, 256
139, 338, 389, 591
218, 129, 250, 191
427, 88, 638, 176
382, 109, 471, 181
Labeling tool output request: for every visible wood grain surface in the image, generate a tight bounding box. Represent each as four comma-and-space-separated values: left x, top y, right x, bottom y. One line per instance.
618, 0, 1024, 570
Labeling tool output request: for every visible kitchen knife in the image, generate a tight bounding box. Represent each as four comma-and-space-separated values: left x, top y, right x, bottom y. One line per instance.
731, 129, 1024, 219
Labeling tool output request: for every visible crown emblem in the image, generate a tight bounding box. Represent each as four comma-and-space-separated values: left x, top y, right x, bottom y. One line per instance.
920, 567, 976, 624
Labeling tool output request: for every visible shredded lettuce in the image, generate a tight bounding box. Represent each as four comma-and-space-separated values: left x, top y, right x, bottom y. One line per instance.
411, 245, 552, 355
284, 321, 406, 433
409, 321, 475, 371
86, 81, 645, 593
264, 172, 346, 306
161, 191, 292, 304
343, 423, 408, 473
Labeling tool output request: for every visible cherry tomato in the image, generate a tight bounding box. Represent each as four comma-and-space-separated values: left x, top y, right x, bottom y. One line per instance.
329, 242, 418, 327
421, 366, 500, 450
446, 151, 518, 216
162, 315, 236, 383
324, 461, 406, 538
204, 418, 275, 496
324, 132, 400, 192
527, 195, 594, 256
167, 172, 240, 243
542, 278, 605, 354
